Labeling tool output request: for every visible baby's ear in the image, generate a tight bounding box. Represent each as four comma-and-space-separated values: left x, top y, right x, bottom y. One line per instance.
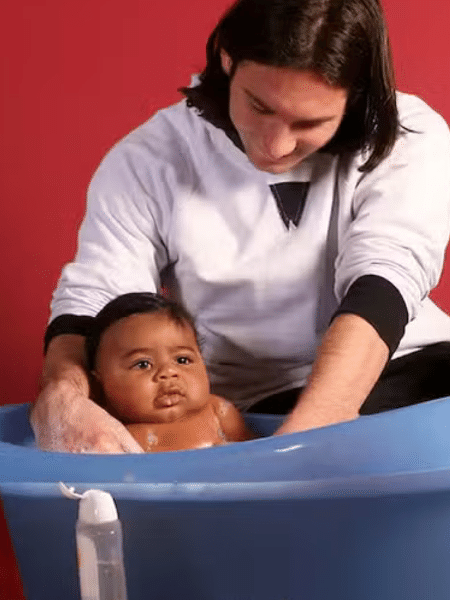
88, 371, 107, 407
90, 369, 99, 381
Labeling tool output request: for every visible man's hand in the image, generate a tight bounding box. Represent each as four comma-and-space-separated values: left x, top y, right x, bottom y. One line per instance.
274, 313, 389, 436
275, 405, 358, 436
31, 379, 144, 453
31, 333, 144, 453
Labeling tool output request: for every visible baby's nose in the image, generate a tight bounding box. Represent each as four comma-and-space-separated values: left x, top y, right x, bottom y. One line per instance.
155, 364, 179, 380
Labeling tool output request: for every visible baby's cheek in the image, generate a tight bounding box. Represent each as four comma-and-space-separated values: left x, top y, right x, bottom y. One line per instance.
188, 373, 209, 397
104, 386, 148, 421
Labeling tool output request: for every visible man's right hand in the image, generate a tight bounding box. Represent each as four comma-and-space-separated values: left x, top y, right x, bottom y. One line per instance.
31, 380, 144, 453
31, 333, 144, 453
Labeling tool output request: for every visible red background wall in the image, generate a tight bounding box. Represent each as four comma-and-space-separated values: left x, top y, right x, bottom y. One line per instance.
1, 0, 449, 597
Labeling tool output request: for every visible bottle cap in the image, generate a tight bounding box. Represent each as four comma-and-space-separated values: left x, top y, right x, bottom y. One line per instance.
59, 483, 118, 524
79, 489, 119, 524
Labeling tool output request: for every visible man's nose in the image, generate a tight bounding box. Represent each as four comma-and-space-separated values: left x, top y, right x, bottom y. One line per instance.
261, 124, 297, 159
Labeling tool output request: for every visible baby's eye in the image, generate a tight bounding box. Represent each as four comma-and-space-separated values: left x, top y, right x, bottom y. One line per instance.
176, 356, 192, 365
134, 360, 151, 370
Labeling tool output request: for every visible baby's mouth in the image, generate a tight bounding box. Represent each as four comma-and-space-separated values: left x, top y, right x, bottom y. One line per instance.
155, 389, 185, 408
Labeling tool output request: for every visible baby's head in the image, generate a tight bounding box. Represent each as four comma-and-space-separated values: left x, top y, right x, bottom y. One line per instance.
86, 292, 210, 424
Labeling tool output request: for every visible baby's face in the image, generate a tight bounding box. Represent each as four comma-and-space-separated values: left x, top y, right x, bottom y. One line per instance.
93, 312, 210, 424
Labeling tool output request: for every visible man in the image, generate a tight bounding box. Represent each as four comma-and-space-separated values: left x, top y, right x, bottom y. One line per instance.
32, 0, 450, 452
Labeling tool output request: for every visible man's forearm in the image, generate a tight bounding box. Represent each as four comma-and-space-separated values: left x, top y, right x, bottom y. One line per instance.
38, 334, 89, 395
277, 313, 390, 434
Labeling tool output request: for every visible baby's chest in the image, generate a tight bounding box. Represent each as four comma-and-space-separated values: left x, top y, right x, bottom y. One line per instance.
126, 409, 225, 452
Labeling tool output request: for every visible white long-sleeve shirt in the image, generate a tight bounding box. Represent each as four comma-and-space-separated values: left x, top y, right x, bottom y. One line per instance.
51, 92, 450, 409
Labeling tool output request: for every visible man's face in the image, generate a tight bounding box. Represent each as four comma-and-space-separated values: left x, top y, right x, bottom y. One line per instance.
222, 52, 348, 174
94, 312, 210, 424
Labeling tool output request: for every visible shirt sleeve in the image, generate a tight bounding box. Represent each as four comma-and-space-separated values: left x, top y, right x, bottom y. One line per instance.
44, 314, 94, 352
334, 94, 450, 324
49, 119, 187, 321
332, 274, 408, 354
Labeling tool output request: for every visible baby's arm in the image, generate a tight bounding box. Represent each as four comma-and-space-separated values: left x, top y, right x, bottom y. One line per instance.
212, 396, 256, 442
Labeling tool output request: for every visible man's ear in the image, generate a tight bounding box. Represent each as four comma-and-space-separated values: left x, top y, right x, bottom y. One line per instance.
220, 49, 233, 75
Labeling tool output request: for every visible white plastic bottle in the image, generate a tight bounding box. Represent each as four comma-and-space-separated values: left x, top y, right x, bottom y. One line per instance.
59, 483, 128, 600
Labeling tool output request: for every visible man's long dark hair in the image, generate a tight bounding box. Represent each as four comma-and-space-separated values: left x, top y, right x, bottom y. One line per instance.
180, 0, 400, 172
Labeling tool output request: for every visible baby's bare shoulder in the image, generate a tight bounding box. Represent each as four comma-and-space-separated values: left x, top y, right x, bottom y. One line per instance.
210, 395, 255, 442
210, 395, 235, 416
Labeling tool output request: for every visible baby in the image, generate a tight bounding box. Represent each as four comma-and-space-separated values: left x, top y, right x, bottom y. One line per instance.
86, 292, 254, 452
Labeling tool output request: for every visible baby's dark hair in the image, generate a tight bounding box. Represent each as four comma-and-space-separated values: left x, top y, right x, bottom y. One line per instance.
86, 292, 199, 371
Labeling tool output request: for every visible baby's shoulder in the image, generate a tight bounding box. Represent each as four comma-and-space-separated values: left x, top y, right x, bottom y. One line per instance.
209, 395, 235, 417
209, 395, 255, 442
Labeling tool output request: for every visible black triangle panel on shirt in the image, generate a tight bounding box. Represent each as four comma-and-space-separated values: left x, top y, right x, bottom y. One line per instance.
270, 182, 310, 229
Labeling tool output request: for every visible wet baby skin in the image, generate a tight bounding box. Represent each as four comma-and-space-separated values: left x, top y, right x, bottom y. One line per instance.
127, 396, 252, 452
93, 311, 254, 452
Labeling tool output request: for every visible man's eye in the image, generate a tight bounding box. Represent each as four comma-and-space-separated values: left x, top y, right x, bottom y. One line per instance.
251, 102, 272, 115
176, 356, 192, 365
134, 360, 151, 370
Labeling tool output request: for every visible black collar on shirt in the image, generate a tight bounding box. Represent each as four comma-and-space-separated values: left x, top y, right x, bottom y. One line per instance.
193, 106, 310, 230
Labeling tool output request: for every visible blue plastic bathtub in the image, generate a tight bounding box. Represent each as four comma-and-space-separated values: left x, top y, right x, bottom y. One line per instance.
2, 399, 450, 600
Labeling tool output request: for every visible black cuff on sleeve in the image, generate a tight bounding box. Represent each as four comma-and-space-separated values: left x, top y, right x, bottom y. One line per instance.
44, 314, 95, 353
332, 274, 409, 354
